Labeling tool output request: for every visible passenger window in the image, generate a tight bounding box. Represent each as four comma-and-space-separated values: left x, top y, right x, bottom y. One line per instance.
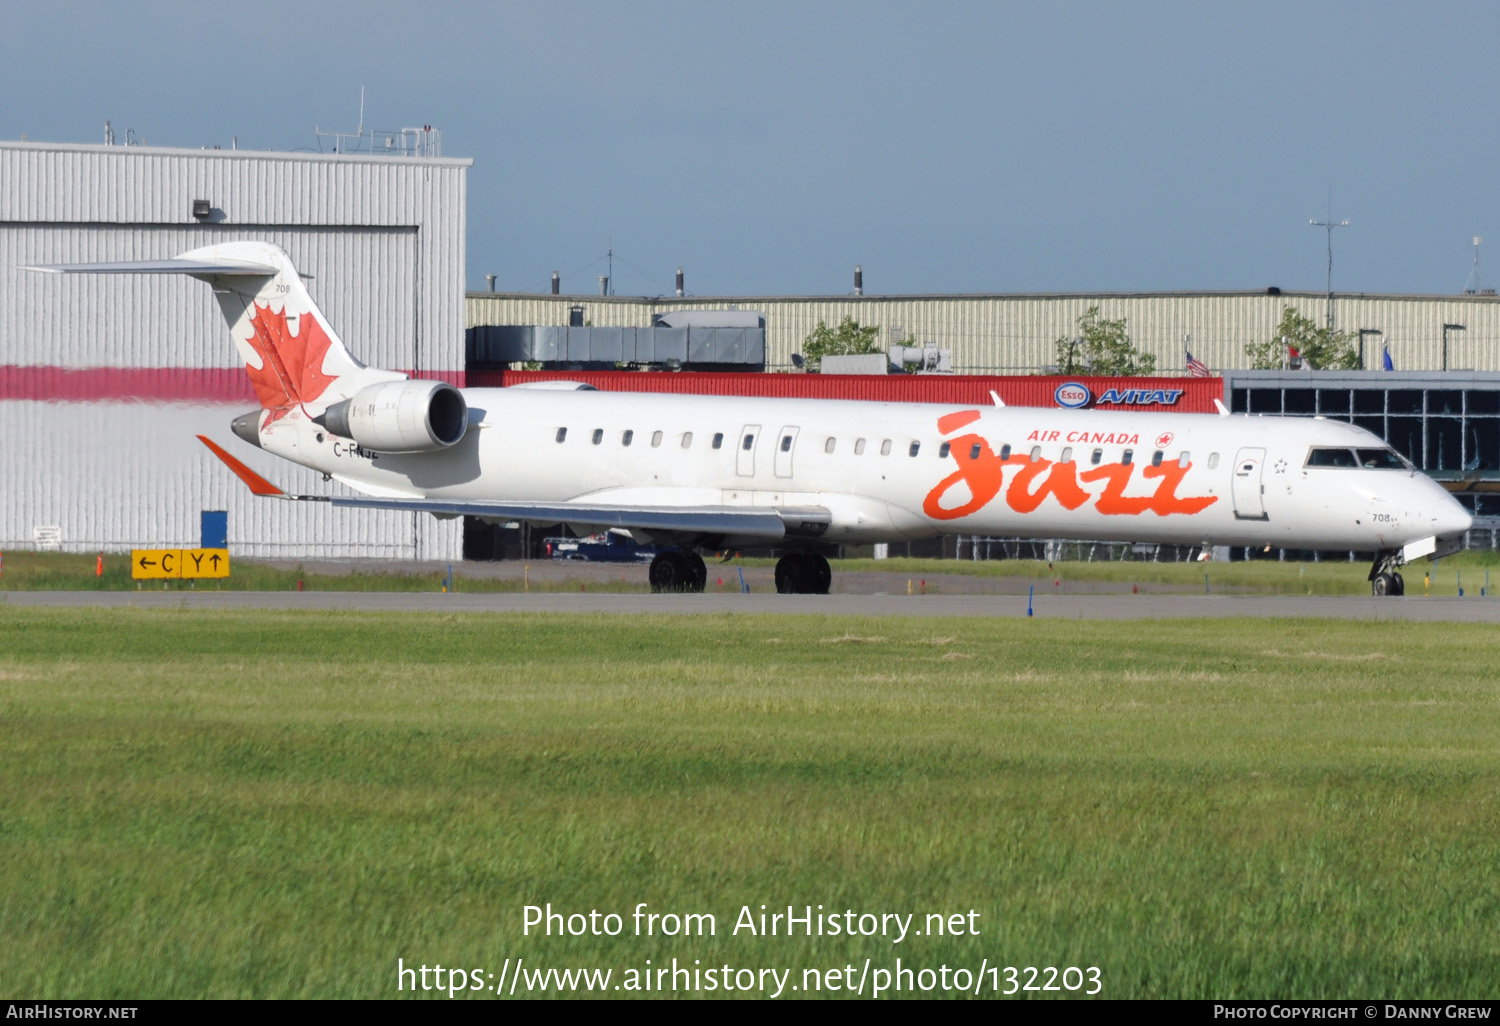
969, 443, 982, 461
1060, 446, 1073, 463
880, 439, 893, 456
681, 432, 694, 449
854, 438, 866, 455
780, 435, 793, 452
743, 433, 755, 451
1122, 449, 1133, 465
555, 427, 567, 444
1207, 452, 1219, 469
651, 430, 663, 448
824, 437, 836, 454
622, 430, 634, 447
591, 429, 603, 445
1150, 450, 1163, 467
1091, 448, 1103, 465
1029, 446, 1042, 462
938, 442, 951, 458
1000, 444, 1012, 460
1178, 451, 1191, 468
908, 441, 921, 457
712, 433, 723, 450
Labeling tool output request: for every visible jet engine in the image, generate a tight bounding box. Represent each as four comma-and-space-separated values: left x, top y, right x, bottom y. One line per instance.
318, 380, 469, 453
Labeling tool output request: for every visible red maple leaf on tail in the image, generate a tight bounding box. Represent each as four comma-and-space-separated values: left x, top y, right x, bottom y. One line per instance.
241, 302, 339, 425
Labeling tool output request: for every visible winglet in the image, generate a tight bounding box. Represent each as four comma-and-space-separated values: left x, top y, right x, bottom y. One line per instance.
1213, 398, 1230, 416
198, 435, 285, 497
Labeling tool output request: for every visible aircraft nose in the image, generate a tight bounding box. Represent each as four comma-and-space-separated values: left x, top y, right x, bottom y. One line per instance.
1435, 498, 1474, 538
1424, 480, 1473, 538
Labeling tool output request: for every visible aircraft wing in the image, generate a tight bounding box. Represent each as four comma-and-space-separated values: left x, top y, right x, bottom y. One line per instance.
197, 435, 829, 543
327, 494, 830, 542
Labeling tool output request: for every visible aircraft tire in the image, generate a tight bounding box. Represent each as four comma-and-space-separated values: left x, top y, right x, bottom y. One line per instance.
774, 553, 807, 594
809, 553, 832, 595
649, 551, 693, 593
1391, 572, 1405, 596
1372, 572, 1396, 597
685, 552, 708, 593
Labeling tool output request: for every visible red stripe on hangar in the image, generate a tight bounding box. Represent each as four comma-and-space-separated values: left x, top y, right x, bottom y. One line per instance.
0, 366, 467, 403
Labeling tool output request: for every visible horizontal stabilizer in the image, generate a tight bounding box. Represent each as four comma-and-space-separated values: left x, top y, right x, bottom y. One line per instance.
25, 258, 278, 276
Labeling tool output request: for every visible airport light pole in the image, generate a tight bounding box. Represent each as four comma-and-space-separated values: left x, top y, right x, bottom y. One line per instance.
1357, 328, 1383, 370
1442, 323, 1466, 373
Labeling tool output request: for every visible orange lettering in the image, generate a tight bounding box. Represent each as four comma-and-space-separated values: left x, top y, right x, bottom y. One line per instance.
1142, 462, 1218, 516
1006, 458, 1091, 513
923, 414, 1215, 522
1078, 462, 1153, 515
923, 433, 1006, 519
937, 410, 982, 434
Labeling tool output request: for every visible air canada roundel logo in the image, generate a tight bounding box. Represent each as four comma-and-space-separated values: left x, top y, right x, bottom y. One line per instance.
1055, 382, 1091, 409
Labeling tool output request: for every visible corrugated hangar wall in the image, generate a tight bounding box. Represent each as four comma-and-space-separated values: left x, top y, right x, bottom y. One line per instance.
0, 141, 470, 559
468, 291, 1500, 374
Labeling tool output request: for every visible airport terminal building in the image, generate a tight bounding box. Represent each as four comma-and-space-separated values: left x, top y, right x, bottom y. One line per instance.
0, 140, 470, 559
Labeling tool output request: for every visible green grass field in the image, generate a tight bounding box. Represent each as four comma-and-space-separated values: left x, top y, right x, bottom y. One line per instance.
2, 609, 1498, 999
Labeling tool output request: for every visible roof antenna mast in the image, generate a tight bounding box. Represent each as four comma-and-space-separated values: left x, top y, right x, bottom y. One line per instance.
1463, 236, 1487, 294
1309, 190, 1349, 329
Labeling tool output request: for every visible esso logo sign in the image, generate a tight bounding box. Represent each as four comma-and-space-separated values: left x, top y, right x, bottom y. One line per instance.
1055, 382, 1091, 409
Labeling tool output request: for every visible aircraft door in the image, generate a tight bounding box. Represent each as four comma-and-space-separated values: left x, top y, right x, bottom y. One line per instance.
1232, 447, 1268, 520
736, 424, 760, 478
774, 426, 799, 479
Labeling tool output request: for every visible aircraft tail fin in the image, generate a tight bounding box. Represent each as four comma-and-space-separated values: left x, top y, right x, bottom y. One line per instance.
28, 242, 403, 420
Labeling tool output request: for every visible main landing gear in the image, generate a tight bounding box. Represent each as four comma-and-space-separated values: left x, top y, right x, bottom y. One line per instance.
774, 552, 831, 595
1368, 550, 1406, 597
648, 549, 831, 594
648, 549, 707, 593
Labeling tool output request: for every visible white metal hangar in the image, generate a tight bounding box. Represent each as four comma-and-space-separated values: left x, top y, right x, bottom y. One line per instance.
467, 288, 1500, 376
0, 139, 470, 559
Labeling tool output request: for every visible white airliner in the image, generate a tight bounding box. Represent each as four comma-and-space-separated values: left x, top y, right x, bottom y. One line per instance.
29, 241, 1472, 596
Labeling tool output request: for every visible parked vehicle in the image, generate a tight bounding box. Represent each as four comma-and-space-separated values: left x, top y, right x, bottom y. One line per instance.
543, 531, 657, 563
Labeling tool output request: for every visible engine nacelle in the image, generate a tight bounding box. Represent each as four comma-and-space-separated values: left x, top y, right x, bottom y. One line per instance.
319, 380, 468, 453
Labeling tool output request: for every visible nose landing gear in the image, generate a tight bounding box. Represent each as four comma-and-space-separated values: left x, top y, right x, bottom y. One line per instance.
1368, 550, 1406, 597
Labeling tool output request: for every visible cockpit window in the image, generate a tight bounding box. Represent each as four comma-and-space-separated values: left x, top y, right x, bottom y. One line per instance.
1355, 448, 1409, 470
1305, 447, 1359, 468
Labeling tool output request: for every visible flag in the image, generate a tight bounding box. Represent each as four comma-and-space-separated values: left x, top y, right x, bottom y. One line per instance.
1382, 345, 1394, 371
1185, 350, 1210, 377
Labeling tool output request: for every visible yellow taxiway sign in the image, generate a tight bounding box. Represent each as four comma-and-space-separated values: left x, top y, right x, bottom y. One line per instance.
131, 548, 230, 579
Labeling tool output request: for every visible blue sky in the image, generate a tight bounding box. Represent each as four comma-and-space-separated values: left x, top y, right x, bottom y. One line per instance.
4, 1, 1498, 296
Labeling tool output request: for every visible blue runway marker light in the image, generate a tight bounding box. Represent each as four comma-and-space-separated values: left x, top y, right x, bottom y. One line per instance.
739, 566, 748, 594
1027, 584, 1034, 617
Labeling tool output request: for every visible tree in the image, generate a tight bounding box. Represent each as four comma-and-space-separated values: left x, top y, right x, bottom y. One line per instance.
799, 317, 883, 371
1053, 306, 1156, 376
1244, 307, 1359, 370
